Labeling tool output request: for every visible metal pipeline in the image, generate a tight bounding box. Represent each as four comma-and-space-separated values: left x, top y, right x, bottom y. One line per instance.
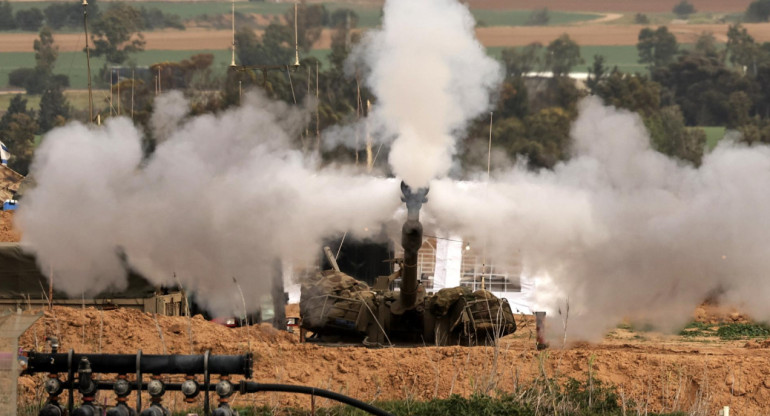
398, 181, 428, 311
24, 352, 252, 378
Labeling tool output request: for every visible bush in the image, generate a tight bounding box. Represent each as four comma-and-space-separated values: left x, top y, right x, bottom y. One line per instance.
634, 13, 650, 24
0, 0, 15, 30
745, 0, 770, 22
15, 8, 44, 31
8, 68, 34, 88
140, 6, 185, 30
526, 8, 550, 26
43, 3, 84, 29
673, 0, 696, 19
717, 323, 770, 339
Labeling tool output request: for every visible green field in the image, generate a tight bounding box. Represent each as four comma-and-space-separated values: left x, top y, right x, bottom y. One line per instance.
0, 48, 332, 89
702, 126, 727, 149
487, 45, 649, 74
0, 45, 648, 89
473, 10, 600, 27
7, 1, 600, 28
1, 42, 717, 89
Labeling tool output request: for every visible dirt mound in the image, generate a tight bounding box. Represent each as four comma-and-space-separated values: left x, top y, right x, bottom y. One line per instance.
19, 306, 296, 356
694, 303, 751, 324
0, 211, 20, 242
15, 306, 770, 414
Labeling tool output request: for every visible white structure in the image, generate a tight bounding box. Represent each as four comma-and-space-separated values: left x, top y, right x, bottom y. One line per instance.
399, 237, 537, 314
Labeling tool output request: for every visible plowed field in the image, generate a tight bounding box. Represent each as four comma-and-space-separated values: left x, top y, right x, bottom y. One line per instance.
4, 22, 770, 53
467, 0, 751, 13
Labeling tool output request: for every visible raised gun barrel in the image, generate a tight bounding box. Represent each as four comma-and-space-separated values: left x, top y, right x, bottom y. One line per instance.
399, 181, 428, 310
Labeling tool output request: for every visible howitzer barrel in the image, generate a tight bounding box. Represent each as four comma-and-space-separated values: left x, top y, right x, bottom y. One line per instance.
400, 219, 422, 308
399, 182, 428, 310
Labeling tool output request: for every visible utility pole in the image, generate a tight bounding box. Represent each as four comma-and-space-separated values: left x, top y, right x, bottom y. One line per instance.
82, 0, 94, 123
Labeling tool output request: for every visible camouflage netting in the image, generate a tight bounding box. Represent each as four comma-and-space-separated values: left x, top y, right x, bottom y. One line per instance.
300, 270, 375, 332
428, 286, 472, 317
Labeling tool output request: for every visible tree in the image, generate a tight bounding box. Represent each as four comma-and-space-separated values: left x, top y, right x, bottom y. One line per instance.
727, 91, 752, 128
34, 26, 58, 74
519, 107, 573, 168
595, 70, 662, 117
585, 54, 608, 94
645, 106, 705, 166
328, 8, 360, 70
526, 8, 550, 26
545, 34, 583, 77
9, 27, 69, 94
726, 23, 766, 75
0, 0, 16, 30
634, 13, 650, 24
38, 87, 70, 133
673, 1, 696, 19
745, 0, 770, 22
329, 8, 358, 29
91, 3, 145, 65
284, 1, 328, 53
501, 43, 543, 78
0, 94, 30, 133
43, 1, 99, 30
15, 7, 44, 31
235, 25, 293, 67
637, 26, 679, 69
653, 54, 754, 125
139, 6, 184, 30
694, 32, 721, 59
2, 113, 38, 175
496, 77, 529, 119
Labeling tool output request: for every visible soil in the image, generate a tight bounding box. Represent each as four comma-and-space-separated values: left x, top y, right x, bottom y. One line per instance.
466, 0, 753, 13
5, 19, 770, 53
14, 304, 770, 414
0, 211, 20, 242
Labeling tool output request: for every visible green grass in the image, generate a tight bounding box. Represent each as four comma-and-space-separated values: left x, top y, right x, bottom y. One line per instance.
717, 322, 770, 339
472, 10, 601, 27
0, 48, 332, 89
1, 45, 644, 89
487, 45, 648, 74
678, 321, 770, 340
0, 89, 94, 112
171, 391, 687, 416
702, 126, 727, 149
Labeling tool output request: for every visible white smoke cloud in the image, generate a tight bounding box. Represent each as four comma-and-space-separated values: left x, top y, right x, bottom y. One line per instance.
355, 0, 502, 188
427, 97, 770, 340
17, 92, 401, 316
150, 91, 189, 144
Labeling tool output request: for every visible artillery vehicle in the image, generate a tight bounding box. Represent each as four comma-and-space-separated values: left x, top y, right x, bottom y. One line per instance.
300, 182, 516, 346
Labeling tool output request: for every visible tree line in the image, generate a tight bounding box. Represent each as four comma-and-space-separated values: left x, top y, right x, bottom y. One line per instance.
0, 0, 183, 33
7, 2, 770, 178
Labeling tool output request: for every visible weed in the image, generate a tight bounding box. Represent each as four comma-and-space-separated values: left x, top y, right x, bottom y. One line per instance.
678, 321, 770, 340
716, 322, 770, 339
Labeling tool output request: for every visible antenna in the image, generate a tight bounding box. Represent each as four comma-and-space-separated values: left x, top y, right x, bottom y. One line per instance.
82, 0, 94, 124
230, 0, 236, 67
293, 1, 300, 68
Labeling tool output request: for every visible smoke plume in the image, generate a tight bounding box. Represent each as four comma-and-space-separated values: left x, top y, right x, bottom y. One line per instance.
426, 97, 770, 339
17, 92, 401, 316
356, 0, 501, 188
